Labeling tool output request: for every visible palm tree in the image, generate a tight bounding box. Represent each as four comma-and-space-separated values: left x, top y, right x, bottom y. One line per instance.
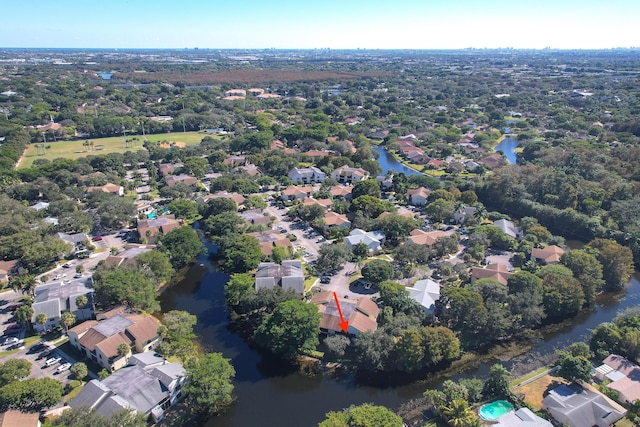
75, 294, 88, 320
442, 399, 480, 427
117, 343, 130, 360
14, 305, 34, 328
60, 311, 76, 334
35, 313, 48, 333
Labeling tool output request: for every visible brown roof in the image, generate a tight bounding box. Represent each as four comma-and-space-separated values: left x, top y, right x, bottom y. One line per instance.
98, 306, 128, 320
324, 211, 350, 227
356, 297, 380, 318
531, 245, 565, 264
282, 186, 312, 196
472, 263, 513, 286
95, 332, 131, 359
0, 410, 40, 427
312, 292, 379, 335
68, 319, 98, 335
125, 315, 161, 344
330, 185, 352, 198
77, 328, 110, 352
408, 229, 447, 246
303, 198, 332, 209
407, 187, 431, 199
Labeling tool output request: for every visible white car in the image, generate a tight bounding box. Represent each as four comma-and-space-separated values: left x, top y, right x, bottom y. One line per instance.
56, 363, 72, 373
45, 356, 61, 366
53, 274, 66, 280
3, 337, 19, 346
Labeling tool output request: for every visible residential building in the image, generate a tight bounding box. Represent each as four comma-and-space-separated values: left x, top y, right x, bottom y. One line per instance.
492, 219, 523, 240
281, 185, 313, 201
68, 311, 161, 372
0, 260, 20, 285
378, 207, 413, 220
104, 244, 156, 268
223, 155, 246, 166
323, 211, 351, 228
158, 163, 183, 176
407, 187, 431, 206
408, 229, 447, 246
28, 201, 50, 211
288, 167, 326, 184
0, 410, 41, 427
249, 230, 293, 257
254, 260, 304, 295
201, 191, 245, 207
329, 185, 353, 200
302, 197, 332, 210
479, 153, 507, 169
406, 279, 440, 314
248, 88, 264, 96
596, 354, 640, 404
31, 281, 94, 333
224, 89, 246, 97
69, 353, 186, 423
164, 174, 197, 187
56, 232, 89, 256
542, 383, 626, 427
471, 263, 513, 286
343, 229, 385, 253
137, 215, 180, 239
330, 165, 369, 184
531, 245, 566, 264
87, 183, 124, 197
453, 206, 477, 224
493, 408, 552, 427
238, 209, 271, 227
311, 292, 379, 336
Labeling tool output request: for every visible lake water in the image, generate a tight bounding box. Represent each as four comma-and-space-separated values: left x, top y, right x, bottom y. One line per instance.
160, 236, 640, 426
372, 146, 421, 176
494, 136, 519, 164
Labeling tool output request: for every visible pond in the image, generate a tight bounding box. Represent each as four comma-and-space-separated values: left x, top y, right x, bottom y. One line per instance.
160, 236, 640, 427
494, 136, 519, 164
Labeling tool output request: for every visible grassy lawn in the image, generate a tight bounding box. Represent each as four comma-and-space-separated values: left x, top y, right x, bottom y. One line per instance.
19, 131, 211, 168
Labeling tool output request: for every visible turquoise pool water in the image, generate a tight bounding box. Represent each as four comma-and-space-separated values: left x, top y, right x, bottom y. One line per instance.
479, 400, 514, 421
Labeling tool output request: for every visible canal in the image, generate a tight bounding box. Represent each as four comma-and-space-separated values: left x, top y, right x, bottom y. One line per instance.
372, 146, 421, 176
160, 241, 640, 427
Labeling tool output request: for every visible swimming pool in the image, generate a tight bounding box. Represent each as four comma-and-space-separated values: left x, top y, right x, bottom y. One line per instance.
479, 400, 515, 421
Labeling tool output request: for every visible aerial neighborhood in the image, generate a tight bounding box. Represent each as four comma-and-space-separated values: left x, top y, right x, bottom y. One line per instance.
0, 48, 638, 426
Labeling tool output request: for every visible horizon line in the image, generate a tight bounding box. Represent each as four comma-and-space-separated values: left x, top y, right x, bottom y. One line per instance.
1, 46, 640, 51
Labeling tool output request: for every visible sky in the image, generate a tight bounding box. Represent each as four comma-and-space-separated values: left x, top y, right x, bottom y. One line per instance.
2, 0, 639, 50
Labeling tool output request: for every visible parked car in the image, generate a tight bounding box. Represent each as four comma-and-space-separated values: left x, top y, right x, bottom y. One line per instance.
74, 273, 83, 278
62, 280, 71, 285
5, 323, 20, 331
91, 235, 103, 241
3, 337, 19, 346
320, 276, 331, 284
56, 363, 72, 373
53, 274, 66, 280
62, 262, 73, 268
45, 356, 62, 366
8, 304, 21, 312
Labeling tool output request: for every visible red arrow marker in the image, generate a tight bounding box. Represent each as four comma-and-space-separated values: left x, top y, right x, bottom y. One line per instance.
333, 292, 349, 333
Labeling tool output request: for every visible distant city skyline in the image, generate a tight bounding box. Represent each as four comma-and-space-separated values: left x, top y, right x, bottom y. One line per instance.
2, 0, 639, 50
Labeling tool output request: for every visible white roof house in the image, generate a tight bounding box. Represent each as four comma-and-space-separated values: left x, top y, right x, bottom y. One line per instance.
343, 229, 385, 253
494, 407, 553, 427
492, 219, 523, 240
406, 279, 440, 314
254, 260, 304, 295
288, 167, 326, 184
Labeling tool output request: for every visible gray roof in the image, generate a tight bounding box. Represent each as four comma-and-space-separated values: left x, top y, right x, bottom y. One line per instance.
93, 315, 134, 338
542, 384, 626, 427
494, 407, 553, 427
255, 277, 276, 290
35, 282, 93, 305
407, 279, 440, 313
149, 363, 186, 389
56, 232, 88, 244
69, 379, 111, 409
32, 299, 60, 321
281, 276, 304, 294
128, 352, 166, 369
103, 365, 167, 414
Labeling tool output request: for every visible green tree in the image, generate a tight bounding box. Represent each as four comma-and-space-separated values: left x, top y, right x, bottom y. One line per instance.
296, 204, 326, 224
441, 399, 480, 427
482, 364, 511, 399
323, 335, 351, 359
135, 250, 174, 283
541, 273, 585, 320
361, 259, 393, 285
374, 214, 420, 247
351, 195, 394, 218
589, 238, 635, 292
70, 362, 88, 383
60, 311, 76, 333
318, 403, 403, 427
220, 234, 263, 274
182, 156, 208, 178
0, 359, 31, 387
35, 313, 48, 330
159, 226, 205, 269
201, 197, 237, 218
75, 295, 89, 319
507, 271, 545, 329
0, 377, 63, 412
255, 300, 321, 359
202, 211, 245, 240
167, 199, 199, 222
556, 351, 592, 383
93, 269, 160, 312
184, 353, 236, 419
316, 243, 351, 273
560, 250, 604, 307
158, 310, 197, 362
225, 273, 255, 306
351, 179, 381, 200
13, 305, 33, 327
244, 194, 267, 210
117, 343, 129, 358
425, 199, 456, 223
